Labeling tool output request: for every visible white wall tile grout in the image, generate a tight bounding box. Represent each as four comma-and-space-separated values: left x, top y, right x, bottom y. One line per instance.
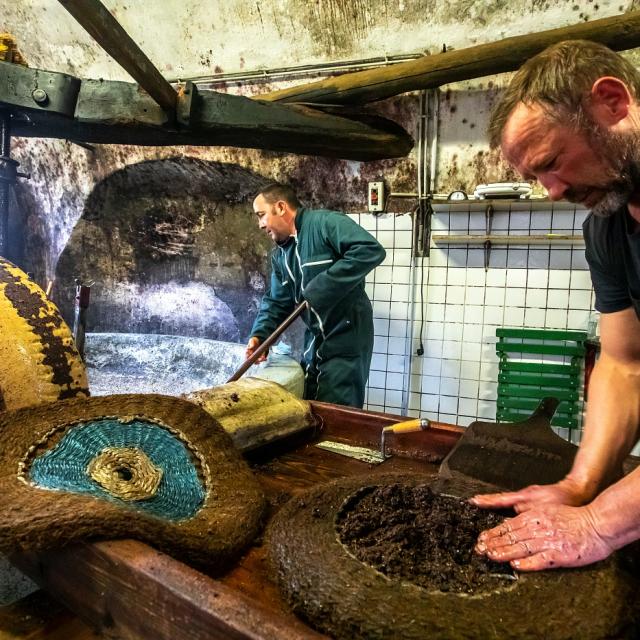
351, 206, 593, 436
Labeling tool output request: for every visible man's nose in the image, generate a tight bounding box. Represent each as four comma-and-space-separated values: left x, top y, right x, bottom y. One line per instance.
539, 174, 568, 201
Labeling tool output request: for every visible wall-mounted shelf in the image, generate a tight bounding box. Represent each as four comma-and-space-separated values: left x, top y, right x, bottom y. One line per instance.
430, 199, 585, 269
432, 234, 584, 245
431, 198, 584, 212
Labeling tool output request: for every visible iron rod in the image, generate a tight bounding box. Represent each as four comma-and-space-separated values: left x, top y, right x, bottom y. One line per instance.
166, 53, 423, 85
0, 111, 11, 257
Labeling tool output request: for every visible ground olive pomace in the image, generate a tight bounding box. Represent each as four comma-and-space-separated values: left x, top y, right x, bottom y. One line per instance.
336, 483, 513, 594
267, 473, 640, 640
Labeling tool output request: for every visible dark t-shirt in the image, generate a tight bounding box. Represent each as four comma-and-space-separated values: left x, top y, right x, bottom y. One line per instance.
583, 208, 640, 319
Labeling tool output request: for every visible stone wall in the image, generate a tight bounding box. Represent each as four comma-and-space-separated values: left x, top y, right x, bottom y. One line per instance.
54, 158, 274, 341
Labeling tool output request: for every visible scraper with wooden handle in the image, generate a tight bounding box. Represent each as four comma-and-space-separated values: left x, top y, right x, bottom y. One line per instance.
227, 300, 308, 383
380, 417, 430, 458
315, 417, 431, 464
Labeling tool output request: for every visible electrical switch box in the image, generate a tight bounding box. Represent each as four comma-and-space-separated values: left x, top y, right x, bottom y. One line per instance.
367, 181, 385, 212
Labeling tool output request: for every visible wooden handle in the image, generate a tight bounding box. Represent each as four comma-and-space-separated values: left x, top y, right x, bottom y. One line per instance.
382, 418, 430, 434
226, 300, 308, 383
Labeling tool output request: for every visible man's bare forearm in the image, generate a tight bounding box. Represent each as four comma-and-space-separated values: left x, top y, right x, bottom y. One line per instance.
566, 352, 640, 501
590, 464, 640, 551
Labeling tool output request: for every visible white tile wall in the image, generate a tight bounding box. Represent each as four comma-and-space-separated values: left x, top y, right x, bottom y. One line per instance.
351, 203, 594, 442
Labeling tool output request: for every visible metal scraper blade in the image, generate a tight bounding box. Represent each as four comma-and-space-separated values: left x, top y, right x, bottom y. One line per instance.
438, 397, 577, 491
314, 440, 386, 464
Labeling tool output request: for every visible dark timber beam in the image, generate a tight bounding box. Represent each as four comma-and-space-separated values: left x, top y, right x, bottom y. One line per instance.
14, 540, 321, 640
0, 63, 413, 160
57, 0, 177, 112
259, 10, 640, 105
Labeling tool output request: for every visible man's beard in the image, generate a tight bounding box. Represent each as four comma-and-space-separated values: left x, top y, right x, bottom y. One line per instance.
579, 125, 640, 217
590, 183, 634, 218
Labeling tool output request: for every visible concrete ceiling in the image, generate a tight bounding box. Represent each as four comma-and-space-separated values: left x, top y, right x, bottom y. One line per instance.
3, 0, 638, 82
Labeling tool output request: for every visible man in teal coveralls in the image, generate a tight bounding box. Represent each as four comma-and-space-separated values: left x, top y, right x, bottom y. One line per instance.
246, 183, 385, 408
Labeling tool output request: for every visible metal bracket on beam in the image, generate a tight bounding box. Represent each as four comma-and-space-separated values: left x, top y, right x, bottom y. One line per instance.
0, 61, 80, 116
177, 81, 197, 128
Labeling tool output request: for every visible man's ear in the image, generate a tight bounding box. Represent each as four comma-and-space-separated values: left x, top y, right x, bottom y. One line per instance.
589, 77, 632, 126
275, 200, 288, 216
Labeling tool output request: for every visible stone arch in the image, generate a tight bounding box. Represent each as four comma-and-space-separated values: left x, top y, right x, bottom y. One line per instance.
54, 158, 273, 341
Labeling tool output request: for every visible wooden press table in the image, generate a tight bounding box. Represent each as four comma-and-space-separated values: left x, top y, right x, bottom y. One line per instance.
13, 402, 463, 640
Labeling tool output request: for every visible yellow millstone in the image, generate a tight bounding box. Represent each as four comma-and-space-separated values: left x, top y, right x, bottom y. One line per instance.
87, 447, 163, 501
0, 33, 27, 65
0, 260, 88, 410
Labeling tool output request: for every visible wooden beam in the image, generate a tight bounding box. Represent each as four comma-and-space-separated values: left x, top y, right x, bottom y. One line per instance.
1, 63, 412, 160
14, 540, 323, 640
57, 0, 177, 112
259, 10, 640, 105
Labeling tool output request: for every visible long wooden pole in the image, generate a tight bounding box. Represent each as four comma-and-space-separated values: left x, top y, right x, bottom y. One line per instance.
260, 10, 640, 105
58, 0, 177, 112
226, 301, 308, 383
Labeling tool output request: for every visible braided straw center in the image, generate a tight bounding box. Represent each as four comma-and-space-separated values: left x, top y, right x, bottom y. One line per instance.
87, 447, 163, 501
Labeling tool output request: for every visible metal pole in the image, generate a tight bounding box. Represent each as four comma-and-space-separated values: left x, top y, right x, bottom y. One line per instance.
72, 279, 92, 360
0, 111, 12, 257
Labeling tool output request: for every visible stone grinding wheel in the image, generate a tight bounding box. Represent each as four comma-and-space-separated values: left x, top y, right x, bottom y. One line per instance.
0, 258, 88, 410
267, 473, 640, 640
0, 394, 266, 573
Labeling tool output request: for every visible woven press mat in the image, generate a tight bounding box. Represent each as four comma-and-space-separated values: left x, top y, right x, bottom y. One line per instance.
267, 473, 640, 640
0, 394, 266, 572
187, 377, 316, 452
0, 258, 88, 410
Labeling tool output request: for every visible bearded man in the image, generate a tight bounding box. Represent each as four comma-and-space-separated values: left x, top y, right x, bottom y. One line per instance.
472, 40, 640, 571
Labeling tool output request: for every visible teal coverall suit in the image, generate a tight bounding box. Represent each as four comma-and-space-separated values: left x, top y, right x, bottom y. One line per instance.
250, 208, 385, 408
